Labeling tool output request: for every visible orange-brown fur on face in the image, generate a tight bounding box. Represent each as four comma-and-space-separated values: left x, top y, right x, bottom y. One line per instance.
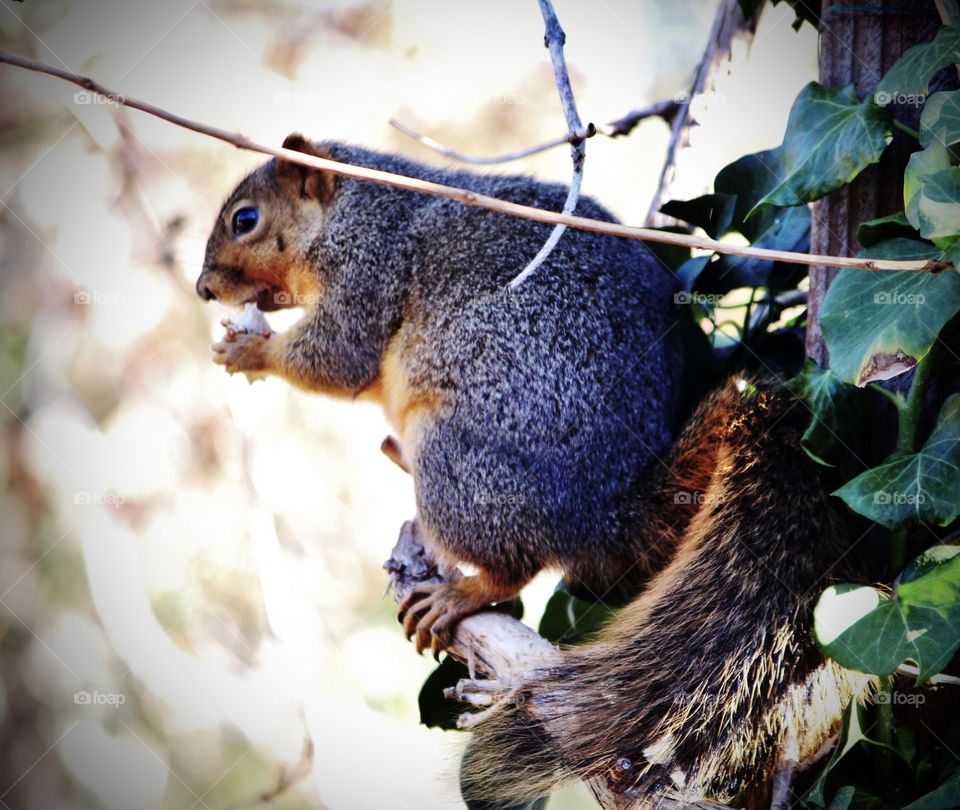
198, 135, 359, 396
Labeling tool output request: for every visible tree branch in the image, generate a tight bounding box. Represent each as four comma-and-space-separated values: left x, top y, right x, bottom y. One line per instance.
0, 48, 948, 273
647, 0, 757, 224
383, 521, 732, 810
509, 0, 587, 289
389, 100, 678, 166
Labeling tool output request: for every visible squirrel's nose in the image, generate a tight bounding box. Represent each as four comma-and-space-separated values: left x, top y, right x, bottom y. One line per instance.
196, 279, 216, 301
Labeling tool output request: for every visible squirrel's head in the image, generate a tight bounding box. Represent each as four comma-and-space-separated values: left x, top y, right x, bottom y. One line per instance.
196, 133, 336, 311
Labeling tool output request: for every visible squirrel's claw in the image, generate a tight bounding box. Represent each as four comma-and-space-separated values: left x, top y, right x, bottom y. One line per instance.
398, 582, 460, 656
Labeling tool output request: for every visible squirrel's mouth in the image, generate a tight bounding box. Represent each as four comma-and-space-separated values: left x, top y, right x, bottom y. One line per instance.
251, 287, 293, 312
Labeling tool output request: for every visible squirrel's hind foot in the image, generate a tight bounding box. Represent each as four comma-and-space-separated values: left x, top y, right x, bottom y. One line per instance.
397, 574, 522, 657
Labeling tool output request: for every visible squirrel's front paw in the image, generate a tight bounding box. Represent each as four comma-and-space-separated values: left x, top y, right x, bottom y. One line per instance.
212, 331, 275, 374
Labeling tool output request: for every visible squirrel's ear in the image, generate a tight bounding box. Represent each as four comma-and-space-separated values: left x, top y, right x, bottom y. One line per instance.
277, 133, 336, 203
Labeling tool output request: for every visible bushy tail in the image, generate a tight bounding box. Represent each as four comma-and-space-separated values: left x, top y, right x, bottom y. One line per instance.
461, 379, 872, 808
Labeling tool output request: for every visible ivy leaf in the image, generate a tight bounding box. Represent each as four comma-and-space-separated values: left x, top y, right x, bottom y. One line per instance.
814, 545, 960, 680
920, 90, 960, 149
903, 768, 960, 810
904, 144, 952, 230
418, 655, 471, 731
806, 703, 872, 806
674, 255, 713, 293
857, 238, 943, 261
833, 395, 960, 528
932, 234, 960, 268
787, 360, 867, 466
914, 168, 960, 241
749, 82, 892, 216
643, 226, 692, 272
857, 211, 918, 247
660, 193, 736, 239
819, 269, 960, 386
538, 587, 615, 645
714, 148, 786, 242
877, 27, 960, 102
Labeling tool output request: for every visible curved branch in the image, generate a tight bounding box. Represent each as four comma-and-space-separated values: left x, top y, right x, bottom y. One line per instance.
0, 49, 947, 273
389, 102, 677, 166
509, 0, 588, 289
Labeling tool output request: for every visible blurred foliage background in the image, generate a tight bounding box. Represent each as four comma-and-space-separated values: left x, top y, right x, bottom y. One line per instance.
0, 1, 816, 807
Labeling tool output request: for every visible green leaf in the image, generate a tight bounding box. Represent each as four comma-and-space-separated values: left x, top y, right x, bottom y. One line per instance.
932, 234, 960, 268
819, 269, 960, 386
828, 786, 856, 810
903, 769, 960, 810
877, 27, 960, 102
904, 144, 952, 230
914, 168, 960, 241
771, 0, 820, 31
857, 238, 943, 261
538, 588, 615, 645
857, 211, 917, 247
714, 148, 787, 242
806, 703, 872, 806
660, 193, 736, 239
787, 360, 867, 466
750, 82, 892, 215
737, 0, 765, 22
418, 655, 471, 731
834, 396, 960, 528
920, 90, 960, 149
815, 545, 960, 680
643, 226, 692, 272
674, 255, 713, 293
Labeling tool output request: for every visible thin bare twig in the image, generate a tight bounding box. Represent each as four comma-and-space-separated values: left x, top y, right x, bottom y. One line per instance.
509, 0, 588, 289
647, 0, 757, 224
389, 100, 678, 165
0, 49, 948, 273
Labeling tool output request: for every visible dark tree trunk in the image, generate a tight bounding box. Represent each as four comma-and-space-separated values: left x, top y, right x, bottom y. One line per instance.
806, 0, 946, 365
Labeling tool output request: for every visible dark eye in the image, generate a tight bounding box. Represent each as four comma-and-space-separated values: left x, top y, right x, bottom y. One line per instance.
231, 205, 260, 236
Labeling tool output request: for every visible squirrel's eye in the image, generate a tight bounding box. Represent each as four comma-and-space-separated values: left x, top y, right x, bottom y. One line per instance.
231, 205, 260, 236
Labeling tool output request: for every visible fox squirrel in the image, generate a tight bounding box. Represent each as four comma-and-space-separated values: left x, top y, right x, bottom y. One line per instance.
197, 134, 682, 652
197, 136, 869, 806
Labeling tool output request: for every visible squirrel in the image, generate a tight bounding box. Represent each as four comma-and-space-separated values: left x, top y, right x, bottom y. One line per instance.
196, 134, 683, 654
459, 376, 875, 808
197, 136, 874, 806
